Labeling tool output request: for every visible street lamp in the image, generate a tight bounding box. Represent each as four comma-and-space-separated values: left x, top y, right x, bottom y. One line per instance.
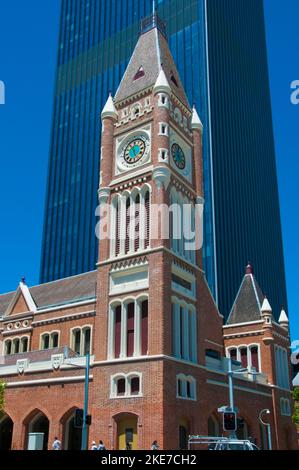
259, 409, 272, 450
226, 357, 262, 438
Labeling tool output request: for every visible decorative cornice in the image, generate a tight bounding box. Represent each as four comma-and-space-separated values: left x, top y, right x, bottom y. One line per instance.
31, 310, 96, 327
152, 166, 171, 190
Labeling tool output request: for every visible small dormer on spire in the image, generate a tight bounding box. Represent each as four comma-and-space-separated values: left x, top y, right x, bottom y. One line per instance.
191, 105, 203, 131
261, 296, 273, 326
279, 308, 289, 330
101, 93, 118, 121
153, 68, 171, 95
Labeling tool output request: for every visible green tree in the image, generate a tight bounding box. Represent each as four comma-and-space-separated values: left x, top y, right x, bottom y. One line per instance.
0, 381, 5, 413
293, 387, 299, 429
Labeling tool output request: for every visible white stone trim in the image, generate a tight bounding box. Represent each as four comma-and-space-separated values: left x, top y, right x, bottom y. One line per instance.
176, 373, 197, 400
36, 300, 95, 315
206, 379, 272, 398
5, 375, 93, 388
5, 283, 37, 317
70, 324, 93, 356
39, 330, 60, 350
110, 371, 142, 399
226, 344, 262, 373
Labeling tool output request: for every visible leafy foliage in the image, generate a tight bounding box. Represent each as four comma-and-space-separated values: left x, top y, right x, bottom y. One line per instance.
293, 387, 299, 428
0, 381, 5, 413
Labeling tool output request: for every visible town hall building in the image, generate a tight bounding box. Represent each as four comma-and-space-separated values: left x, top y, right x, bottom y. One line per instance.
0, 14, 297, 450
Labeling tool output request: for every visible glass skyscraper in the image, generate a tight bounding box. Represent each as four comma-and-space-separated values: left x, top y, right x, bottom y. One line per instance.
40, 0, 287, 319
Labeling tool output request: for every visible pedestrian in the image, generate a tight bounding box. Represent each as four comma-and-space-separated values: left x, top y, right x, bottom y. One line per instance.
98, 440, 106, 450
125, 442, 131, 450
151, 440, 159, 450
91, 441, 98, 450
52, 437, 62, 451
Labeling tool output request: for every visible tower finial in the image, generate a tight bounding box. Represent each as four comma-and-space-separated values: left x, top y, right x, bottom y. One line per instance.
245, 262, 253, 275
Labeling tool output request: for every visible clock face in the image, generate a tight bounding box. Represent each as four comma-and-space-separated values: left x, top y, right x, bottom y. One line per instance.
124, 138, 146, 165
171, 143, 186, 170
116, 127, 151, 174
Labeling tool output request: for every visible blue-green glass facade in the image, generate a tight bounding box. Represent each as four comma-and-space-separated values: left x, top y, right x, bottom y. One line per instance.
40, 0, 287, 319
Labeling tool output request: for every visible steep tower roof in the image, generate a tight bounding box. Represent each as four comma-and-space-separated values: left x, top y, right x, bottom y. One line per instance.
114, 15, 190, 108
226, 264, 264, 325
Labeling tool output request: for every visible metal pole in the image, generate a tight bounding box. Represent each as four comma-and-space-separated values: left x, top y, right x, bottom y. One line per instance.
266, 424, 272, 451
259, 409, 272, 450
81, 352, 90, 451
228, 357, 234, 410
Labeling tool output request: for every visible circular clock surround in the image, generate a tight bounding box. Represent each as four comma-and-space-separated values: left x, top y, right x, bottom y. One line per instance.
171, 143, 186, 170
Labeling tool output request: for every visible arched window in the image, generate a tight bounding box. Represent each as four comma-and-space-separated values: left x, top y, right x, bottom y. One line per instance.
229, 348, 237, 361
134, 194, 140, 252
52, 332, 59, 349
109, 297, 149, 360
73, 329, 81, 355
114, 304, 122, 359
117, 378, 126, 396
21, 337, 29, 353
130, 376, 140, 395
141, 300, 148, 356
172, 298, 197, 363
144, 191, 150, 249
41, 332, 59, 350
71, 327, 92, 356
111, 373, 142, 398
250, 346, 259, 372
127, 302, 135, 358
115, 199, 121, 257
4, 340, 12, 355
176, 375, 196, 400
240, 347, 248, 368
13, 338, 20, 354
125, 198, 131, 254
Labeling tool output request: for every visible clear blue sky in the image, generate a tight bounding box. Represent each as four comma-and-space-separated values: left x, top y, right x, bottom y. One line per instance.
0, 1, 298, 338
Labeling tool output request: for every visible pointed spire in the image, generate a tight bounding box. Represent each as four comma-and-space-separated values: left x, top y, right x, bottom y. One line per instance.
191, 105, 203, 131
261, 296, 272, 314
153, 68, 171, 95
279, 308, 289, 325
245, 262, 253, 275
101, 93, 118, 120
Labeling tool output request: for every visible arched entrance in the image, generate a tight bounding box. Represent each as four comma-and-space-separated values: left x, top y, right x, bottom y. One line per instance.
26, 411, 49, 450
114, 413, 138, 450
208, 414, 220, 437
0, 414, 13, 450
178, 419, 190, 450
236, 417, 249, 440
62, 410, 82, 450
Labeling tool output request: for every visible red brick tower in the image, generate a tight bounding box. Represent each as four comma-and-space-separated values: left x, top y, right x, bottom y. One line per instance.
92, 14, 223, 450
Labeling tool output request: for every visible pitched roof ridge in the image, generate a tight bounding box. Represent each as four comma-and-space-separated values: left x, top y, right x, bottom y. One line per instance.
29, 270, 97, 291
250, 273, 262, 313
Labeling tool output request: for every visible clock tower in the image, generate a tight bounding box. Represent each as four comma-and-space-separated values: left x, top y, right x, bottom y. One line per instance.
94, 13, 224, 450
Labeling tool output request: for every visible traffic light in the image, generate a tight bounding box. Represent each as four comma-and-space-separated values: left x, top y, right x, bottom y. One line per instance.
223, 412, 237, 432
74, 408, 84, 428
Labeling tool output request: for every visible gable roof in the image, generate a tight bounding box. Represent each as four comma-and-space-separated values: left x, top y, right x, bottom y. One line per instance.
0, 271, 97, 317
227, 271, 264, 325
114, 25, 190, 108
5, 282, 37, 316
